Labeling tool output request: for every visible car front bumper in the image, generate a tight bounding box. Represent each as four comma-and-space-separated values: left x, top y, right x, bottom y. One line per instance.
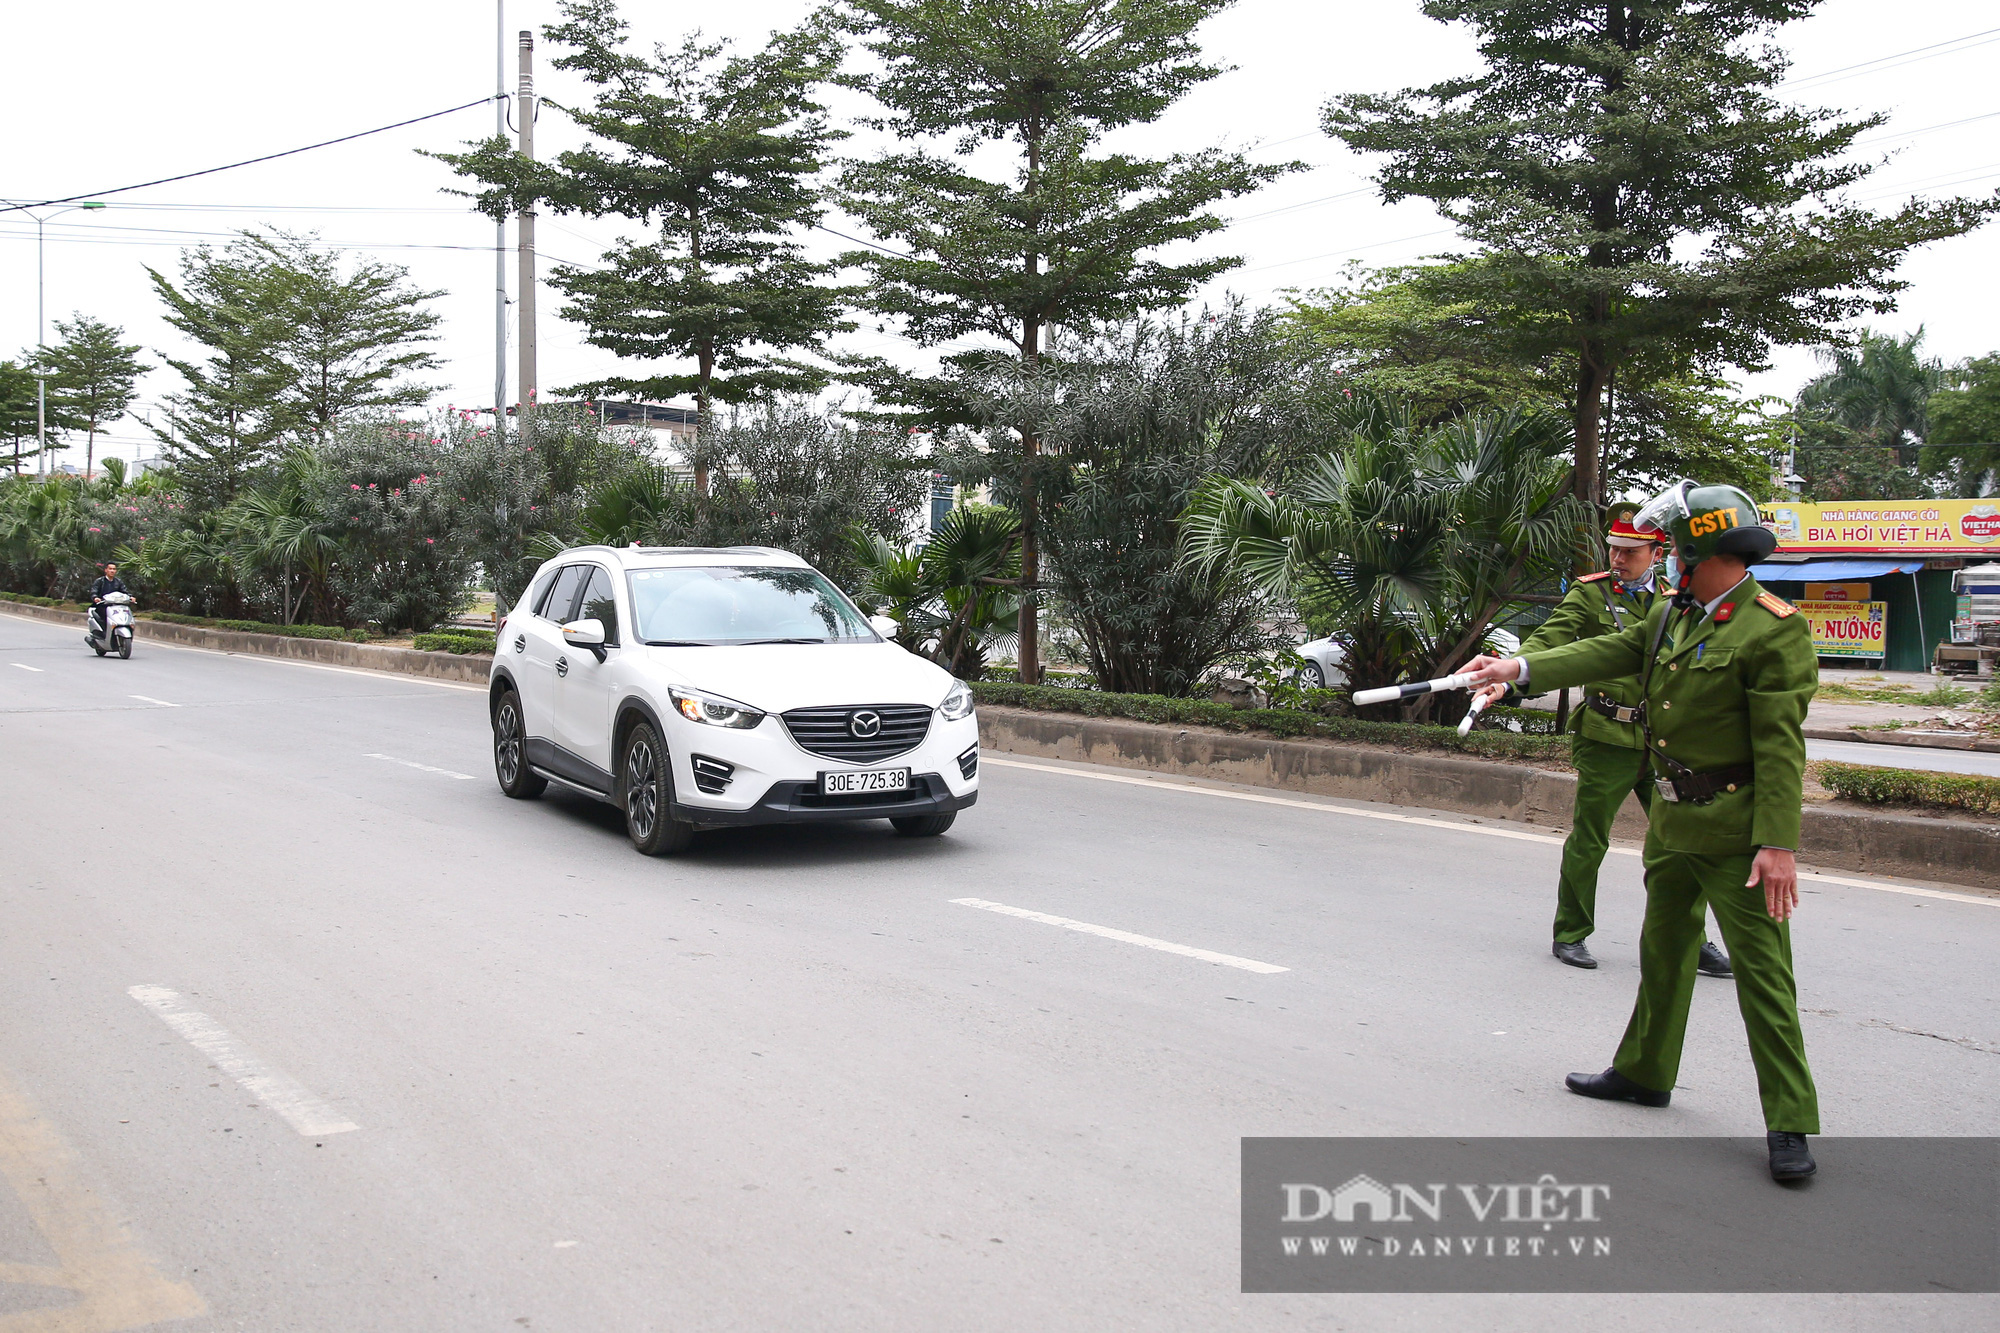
673, 772, 977, 827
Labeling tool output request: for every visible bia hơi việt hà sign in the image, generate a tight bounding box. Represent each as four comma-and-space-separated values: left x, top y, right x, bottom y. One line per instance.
1759, 499, 2000, 552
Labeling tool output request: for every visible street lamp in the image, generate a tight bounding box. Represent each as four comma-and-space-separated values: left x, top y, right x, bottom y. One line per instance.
22, 200, 107, 476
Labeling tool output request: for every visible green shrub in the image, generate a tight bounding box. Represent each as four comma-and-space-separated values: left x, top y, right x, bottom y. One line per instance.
413, 630, 497, 655
1815, 761, 2000, 815
209, 619, 368, 642
970, 681, 1572, 762
0, 590, 81, 609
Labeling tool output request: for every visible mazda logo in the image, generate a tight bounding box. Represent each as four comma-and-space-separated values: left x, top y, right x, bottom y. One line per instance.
848, 710, 882, 738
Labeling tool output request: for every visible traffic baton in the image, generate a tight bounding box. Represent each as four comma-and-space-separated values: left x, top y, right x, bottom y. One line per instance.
1455, 692, 1493, 737
1350, 672, 1480, 707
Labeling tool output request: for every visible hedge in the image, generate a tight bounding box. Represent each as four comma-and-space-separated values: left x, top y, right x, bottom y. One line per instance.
413, 630, 497, 655
0, 590, 81, 609
1815, 761, 2000, 816
969, 681, 1573, 763
140, 611, 366, 642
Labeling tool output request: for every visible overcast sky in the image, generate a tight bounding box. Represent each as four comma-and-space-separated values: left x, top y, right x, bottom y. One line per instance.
7, 0, 1998, 468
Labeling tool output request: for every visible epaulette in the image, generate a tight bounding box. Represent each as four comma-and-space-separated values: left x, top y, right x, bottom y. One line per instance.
1755, 591, 1796, 618
1576, 571, 1612, 583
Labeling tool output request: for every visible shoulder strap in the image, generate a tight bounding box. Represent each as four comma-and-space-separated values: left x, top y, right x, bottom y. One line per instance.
1755, 591, 1796, 618
1576, 571, 1612, 583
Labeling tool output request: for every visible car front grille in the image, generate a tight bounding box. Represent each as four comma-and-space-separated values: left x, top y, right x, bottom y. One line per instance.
781, 703, 933, 763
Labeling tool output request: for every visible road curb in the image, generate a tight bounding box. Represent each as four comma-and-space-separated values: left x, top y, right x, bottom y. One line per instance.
978, 706, 2000, 891
1803, 724, 2000, 754
0, 602, 492, 686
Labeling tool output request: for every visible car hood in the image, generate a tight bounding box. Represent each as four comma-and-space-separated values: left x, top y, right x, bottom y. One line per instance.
641, 641, 957, 715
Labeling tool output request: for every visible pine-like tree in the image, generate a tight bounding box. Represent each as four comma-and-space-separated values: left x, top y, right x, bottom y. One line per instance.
38, 315, 146, 478
1324, 0, 1998, 509
836, 0, 1295, 680
432, 0, 850, 449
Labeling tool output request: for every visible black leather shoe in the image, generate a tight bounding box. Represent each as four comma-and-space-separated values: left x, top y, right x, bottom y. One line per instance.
1565, 1067, 1670, 1107
1553, 940, 1598, 969
1698, 941, 1733, 978
1768, 1132, 1816, 1181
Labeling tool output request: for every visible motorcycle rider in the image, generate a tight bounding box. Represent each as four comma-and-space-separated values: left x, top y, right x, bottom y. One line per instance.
87, 562, 130, 641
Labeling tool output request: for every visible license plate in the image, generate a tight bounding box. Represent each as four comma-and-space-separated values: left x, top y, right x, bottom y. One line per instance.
820, 768, 910, 796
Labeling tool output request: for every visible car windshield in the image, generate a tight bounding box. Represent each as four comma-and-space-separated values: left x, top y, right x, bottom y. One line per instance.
627, 565, 877, 646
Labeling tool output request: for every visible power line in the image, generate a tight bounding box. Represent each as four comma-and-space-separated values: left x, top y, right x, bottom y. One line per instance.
1784, 26, 2000, 90
0, 96, 503, 217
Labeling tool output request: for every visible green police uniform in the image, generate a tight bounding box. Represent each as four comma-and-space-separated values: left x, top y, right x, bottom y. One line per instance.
1521, 575, 1821, 1133
1518, 571, 1667, 944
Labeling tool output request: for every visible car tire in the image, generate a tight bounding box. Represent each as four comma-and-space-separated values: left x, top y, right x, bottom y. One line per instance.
1301, 660, 1326, 689
621, 721, 695, 856
492, 689, 546, 799
890, 812, 956, 838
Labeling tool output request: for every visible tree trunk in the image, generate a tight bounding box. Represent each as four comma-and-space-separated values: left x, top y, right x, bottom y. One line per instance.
1015, 125, 1044, 686
694, 357, 712, 498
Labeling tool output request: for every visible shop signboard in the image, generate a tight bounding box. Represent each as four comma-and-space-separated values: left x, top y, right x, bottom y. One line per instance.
1759, 499, 2000, 553
1798, 600, 1889, 659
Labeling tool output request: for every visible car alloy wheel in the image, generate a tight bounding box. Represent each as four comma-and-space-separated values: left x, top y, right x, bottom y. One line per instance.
621, 721, 693, 856
492, 691, 545, 799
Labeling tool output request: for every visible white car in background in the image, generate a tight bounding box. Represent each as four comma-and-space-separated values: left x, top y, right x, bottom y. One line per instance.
1295, 626, 1521, 690
488, 545, 979, 856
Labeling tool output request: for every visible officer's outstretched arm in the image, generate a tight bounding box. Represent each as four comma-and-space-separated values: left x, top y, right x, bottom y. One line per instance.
1512, 585, 1592, 696
1518, 610, 1653, 696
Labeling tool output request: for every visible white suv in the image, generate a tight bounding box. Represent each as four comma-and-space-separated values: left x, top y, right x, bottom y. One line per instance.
487, 545, 979, 855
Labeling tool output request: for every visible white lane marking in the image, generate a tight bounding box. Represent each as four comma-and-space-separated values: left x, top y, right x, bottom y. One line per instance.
951, 897, 1290, 974
982, 756, 2000, 910
366, 752, 477, 780
9, 663, 42, 672
131, 694, 181, 707
128, 985, 358, 1137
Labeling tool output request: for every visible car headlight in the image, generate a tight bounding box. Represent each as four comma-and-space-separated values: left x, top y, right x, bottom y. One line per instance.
668, 685, 765, 730
938, 680, 975, 721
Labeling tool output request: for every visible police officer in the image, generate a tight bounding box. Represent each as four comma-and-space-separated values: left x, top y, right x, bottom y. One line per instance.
1476, 515, 1731, 978
1465, 481, 1822, 1183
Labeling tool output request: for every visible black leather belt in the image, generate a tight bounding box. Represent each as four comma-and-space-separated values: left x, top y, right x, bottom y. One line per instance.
1654, 763, 1753, 805
1586, 692, 1646, 725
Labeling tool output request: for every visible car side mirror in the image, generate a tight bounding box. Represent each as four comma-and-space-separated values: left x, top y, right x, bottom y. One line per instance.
562, 617, 608, 662
868, 614, 900, 641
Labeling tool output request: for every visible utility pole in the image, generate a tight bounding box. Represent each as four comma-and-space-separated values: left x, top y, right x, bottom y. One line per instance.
516, 29, 538, 436
493, 1, 507, 431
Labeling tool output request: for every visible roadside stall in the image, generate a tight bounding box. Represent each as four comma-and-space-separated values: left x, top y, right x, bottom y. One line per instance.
1756, 498, 2000, 672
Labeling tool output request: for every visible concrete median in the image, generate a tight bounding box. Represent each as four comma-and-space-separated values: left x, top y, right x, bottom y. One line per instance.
977, 705, 2000, 892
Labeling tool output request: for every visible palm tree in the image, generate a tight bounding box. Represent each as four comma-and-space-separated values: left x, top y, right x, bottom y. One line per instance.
1182, 398, 1583, 717
850, 505, 1021, 679
1795, 328, 1944, 463
221, 446, 342, 624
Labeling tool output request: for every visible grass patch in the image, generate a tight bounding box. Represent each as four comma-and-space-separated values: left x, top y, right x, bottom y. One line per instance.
1813, 761, 2000, 816
970, 681, 1573, 763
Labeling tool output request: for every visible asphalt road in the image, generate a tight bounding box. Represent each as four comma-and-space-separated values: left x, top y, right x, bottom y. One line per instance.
2, 610, 1996, 1331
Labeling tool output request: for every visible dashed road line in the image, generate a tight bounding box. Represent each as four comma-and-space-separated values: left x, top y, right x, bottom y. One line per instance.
128, 986, 358, 1138
366, 752, 477, 780
129, 695, 180, 708
983, 756, 2000, 909
951, 897, 1290, 974
9, 662, 43, 672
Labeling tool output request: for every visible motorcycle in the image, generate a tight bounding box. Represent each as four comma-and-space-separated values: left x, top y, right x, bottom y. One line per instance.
87, 591, 136, 659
